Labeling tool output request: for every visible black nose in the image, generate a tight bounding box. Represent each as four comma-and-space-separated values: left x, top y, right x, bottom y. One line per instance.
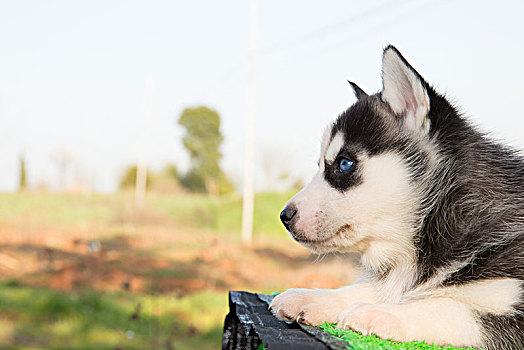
280, 206, 297, 230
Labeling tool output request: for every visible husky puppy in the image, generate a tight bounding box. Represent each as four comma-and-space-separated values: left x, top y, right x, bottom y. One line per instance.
270, 46, 523, 349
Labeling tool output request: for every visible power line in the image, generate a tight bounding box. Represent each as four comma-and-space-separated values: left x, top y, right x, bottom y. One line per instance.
197, 0, 415, 100
293, 0, 448, 64
196, 56, 248, 100
257, 0, 412, 56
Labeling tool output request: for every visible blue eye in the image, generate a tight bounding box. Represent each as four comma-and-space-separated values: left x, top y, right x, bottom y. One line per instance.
338, 157, 353, 173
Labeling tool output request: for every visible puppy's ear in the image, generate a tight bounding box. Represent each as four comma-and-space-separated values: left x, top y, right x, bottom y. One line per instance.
348, 81, 368, 100
381, 46, 430, 133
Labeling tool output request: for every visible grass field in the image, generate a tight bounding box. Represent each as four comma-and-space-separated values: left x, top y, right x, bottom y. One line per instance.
0, 191, 355, 349
0, 191, 290, 237
0, 280, 225, 350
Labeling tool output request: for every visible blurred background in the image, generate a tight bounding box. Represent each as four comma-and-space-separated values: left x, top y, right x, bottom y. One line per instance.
1, 0, 523, 349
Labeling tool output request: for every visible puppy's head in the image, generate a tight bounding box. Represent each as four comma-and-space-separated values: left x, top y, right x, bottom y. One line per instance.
281, 46, 437, 269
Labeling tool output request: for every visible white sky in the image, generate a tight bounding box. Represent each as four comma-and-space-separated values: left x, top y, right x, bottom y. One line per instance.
1, 0, 523, 192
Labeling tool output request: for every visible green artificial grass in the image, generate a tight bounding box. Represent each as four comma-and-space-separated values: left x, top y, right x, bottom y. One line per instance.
318, 323, 478, 350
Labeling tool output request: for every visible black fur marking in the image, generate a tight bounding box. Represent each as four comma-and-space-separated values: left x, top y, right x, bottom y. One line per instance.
330, 99, 393, 156
348, 80, 368, 100
479, 304, 524, 349
326, 93, 432, 195
415, 87, 524, 287
323, 153, 362, 192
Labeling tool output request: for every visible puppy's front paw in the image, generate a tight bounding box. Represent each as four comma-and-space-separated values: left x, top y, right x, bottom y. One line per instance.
336, 303, 406, 341
269, 288, 337, 326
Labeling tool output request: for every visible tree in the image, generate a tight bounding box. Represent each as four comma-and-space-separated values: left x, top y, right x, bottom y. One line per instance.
178, 106, 232, 195
19, 156, 27, 191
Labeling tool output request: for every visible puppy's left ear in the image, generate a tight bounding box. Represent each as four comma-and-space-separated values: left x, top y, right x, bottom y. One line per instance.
381, 46, 430, 133
348, 81, 368, 100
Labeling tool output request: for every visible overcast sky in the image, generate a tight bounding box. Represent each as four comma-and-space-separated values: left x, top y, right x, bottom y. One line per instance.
1, 0, 523, 192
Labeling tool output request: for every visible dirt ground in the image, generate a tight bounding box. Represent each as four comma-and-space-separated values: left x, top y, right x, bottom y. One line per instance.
0, 221, 359, 298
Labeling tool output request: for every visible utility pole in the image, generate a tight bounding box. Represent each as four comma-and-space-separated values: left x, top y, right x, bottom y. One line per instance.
241, 0, 259, 245
51, 150, 73, 192
136, 75, 153, 208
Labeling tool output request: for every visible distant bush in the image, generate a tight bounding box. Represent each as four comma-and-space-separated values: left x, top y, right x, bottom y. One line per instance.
119, 165, 153, 190
179, 169, 206, 193
178, 168, 234, 195
119, 164, 184, 193
152, 164, 182, 193
118, 160, 234, 195
163, 164, 179, 181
